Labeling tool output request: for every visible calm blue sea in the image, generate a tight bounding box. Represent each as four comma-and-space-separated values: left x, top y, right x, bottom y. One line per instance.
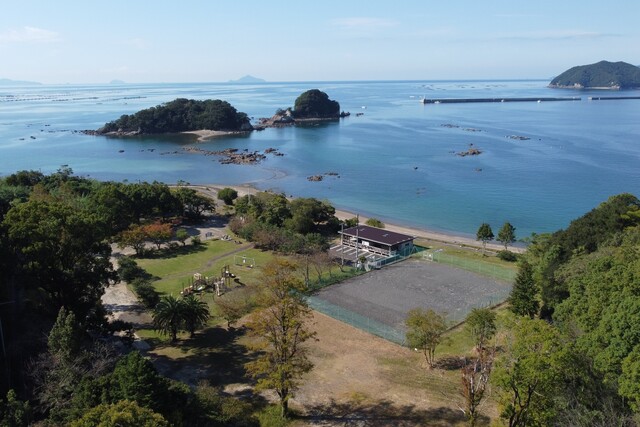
1, 80, 639, 239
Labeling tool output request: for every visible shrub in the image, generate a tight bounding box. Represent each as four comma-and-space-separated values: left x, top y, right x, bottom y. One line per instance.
497, 250, 518, 262
217, 187, 238, 205
117, 256, 150, 282
365, 218, 385, 228
131, 278, 161, 308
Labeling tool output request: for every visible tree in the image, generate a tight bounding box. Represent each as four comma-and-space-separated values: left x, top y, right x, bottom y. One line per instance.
460, 352, 494, 427
117, 225, 148, 255
508, 261, 539, 318
4, 199, 115, 324
465, 308, 497, 352
365, 218, 385, 228
143, 222, 173, 250
109, 352, 168, 412
175, 228, 189, 246
0, 389, 32, 427
493, 317, 563, 427
217, 187, 238, 205
153, 295, 184, 342
181, 294, 210, 337
216, 292, 251, 329
70, 400, 168, 427
174, 187, 214, 219
245, 259, 315, 418
476, 223, 494, 255
405, 308, 448, 369
497, 222, 516, 251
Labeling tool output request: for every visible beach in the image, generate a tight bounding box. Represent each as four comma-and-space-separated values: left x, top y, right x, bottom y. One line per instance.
188, 184, 524, 254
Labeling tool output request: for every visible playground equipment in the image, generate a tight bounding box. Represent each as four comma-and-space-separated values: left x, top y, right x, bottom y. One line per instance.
181, 265, 241, 298
234, 255, 255, 268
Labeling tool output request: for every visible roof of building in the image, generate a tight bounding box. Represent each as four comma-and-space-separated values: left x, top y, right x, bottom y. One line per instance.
340, 225, 415, 246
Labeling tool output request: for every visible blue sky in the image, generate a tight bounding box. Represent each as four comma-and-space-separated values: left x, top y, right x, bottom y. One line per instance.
1, 0, 638, 84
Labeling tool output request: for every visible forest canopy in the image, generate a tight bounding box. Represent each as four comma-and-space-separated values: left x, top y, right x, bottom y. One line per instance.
549, 60, 640, 89
97, 98, 252, 134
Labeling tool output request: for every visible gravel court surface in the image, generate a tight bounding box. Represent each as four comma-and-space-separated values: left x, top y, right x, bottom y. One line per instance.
315, 258, 512, 330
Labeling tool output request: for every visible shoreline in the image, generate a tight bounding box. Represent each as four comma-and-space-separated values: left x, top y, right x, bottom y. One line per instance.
182, 129, 251, 142
187, 183, 525, 254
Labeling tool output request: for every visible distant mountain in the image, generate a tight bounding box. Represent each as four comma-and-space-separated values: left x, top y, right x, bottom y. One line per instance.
0, 78, 41, 86
549, 61, 640, 89
228, 75, 266, 84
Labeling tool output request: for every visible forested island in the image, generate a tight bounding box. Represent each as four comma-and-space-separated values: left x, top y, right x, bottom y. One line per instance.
92, 89, 345, 137
94, 98, 253, 135
549, 60, 640, 89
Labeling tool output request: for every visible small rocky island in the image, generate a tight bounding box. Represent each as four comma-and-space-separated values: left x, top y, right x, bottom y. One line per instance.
257, 89, 348, 128
549, 60, 640, 90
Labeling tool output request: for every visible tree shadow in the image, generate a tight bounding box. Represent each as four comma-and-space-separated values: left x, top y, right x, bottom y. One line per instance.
434, 356, 467, 371
145, 326, 255, 388
140, 243, 208, 259
299, 398, 491, 426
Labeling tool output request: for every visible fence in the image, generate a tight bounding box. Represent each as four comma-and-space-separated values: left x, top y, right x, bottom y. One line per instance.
306, 296, 406, 346
424, 250, 517, 282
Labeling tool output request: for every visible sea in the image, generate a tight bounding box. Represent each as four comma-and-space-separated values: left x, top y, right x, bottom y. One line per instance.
1, 80, 639, 239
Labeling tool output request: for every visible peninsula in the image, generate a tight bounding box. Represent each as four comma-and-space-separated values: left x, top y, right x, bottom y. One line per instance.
549, 60, 640, 89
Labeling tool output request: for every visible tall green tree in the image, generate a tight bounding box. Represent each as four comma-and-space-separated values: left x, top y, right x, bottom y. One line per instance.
70, 400, 168, 427
476, 223, 494, 255
464, 307, 497, 352
153, 295, 184, 342
508, 261, 539, 318
497, 222, 516, 251
405, 308, 448, 369
4, 200, 115, 324
181, 294, 210, 338
245, 259, 315, 418
493, 317, 563, 427
217, 187, 238, 205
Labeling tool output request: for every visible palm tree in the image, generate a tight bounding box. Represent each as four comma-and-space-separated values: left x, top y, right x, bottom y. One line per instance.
153, 295, 183, 342
181, 294, 211, 337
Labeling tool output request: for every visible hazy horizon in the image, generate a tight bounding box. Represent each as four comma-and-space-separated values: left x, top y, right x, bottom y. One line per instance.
2, 1, 639, 84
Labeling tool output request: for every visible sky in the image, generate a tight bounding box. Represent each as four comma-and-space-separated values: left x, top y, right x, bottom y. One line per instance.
1, 0, 639, 84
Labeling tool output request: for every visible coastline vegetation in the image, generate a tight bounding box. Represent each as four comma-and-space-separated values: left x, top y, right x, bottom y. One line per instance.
2, 167, 640, 425
549, 60, 640, 89
97, 98, 252, 135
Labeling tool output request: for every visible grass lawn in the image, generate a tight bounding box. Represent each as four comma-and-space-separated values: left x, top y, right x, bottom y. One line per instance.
136, 240, 274, 296
414, 239, 519, 282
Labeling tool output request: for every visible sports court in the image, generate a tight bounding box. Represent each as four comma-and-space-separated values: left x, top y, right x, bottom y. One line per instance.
312, 258, 512, 332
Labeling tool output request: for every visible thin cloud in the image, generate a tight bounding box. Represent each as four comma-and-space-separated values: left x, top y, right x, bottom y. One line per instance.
125, 38, 150, 50
493, 30, 620, 42
331, 17, 398, 31
0, 26, 60, 43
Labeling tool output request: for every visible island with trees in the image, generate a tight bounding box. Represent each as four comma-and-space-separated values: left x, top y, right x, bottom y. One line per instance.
94, 98, 253, 136
549, 60, 640, 89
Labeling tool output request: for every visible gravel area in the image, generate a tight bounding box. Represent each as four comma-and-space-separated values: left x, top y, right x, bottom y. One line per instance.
315, 259, 511, 329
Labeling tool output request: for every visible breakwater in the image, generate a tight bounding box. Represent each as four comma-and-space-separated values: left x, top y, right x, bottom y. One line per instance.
588, 96, 640, 101
421, 96, 581, 104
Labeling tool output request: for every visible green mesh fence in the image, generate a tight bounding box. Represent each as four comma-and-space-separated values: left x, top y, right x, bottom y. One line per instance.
307, 296, 406, 346
425, 251, 517, 282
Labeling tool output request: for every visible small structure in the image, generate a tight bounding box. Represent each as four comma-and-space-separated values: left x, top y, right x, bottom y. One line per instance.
340, 225, 415, 257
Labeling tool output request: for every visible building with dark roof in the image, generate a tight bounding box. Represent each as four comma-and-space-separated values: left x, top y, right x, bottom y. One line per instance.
339, 225, 415, 257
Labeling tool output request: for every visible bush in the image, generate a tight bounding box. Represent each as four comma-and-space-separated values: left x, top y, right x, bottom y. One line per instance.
497, 250, 518, 262
117, 256, 150, 282
365, 218, 385, 228
217, 188, 238, 205
191, 235, 202, 246
257, 405, 289, 427
131, 278, 160, 308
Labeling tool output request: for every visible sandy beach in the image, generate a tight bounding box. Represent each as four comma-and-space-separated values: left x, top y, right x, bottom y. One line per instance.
182, 129, 251, 142
187, 184, 524, 254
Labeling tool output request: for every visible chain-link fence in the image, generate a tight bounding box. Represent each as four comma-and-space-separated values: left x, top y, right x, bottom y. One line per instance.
423, 250, 517, 282
307, 296, 406, 346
